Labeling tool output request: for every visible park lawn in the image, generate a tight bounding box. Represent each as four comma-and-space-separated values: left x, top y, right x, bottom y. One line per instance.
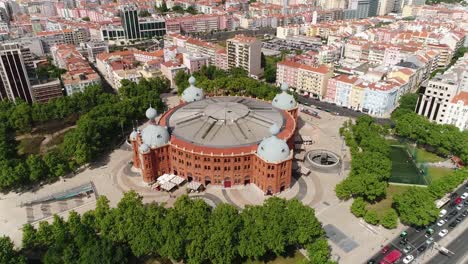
243, 250, 306, 264
416, 148, 445, 163
18, 136, 45, 155
45, 131, 68, 148
366, 185, 412, 218
427, 167, 453, 182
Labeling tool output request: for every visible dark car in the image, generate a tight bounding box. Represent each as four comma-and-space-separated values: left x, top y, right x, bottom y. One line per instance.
450, 210, 458, 216
464, 200, 468, 206
456, 216, 463, 222
418, 245, 427, 252
451, 192, 458, 199
381, 246, 390, 254
367, 259, 376, 264
448, 221, 458, 229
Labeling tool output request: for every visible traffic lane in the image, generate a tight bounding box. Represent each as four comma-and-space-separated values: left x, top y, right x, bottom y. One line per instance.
426, 227, 468, 264
365, 187, 467, 263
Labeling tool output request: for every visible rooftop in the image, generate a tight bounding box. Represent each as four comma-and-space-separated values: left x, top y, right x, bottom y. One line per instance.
166, 96, 285, 148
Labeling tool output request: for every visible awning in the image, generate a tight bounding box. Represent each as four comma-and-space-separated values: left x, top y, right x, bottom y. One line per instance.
161, 181, 177, 191
187, 181, 202, 191
295, 144, 305, 150
157, 174, 175, 184
302, 136, 313, 142
170, 175, 185, 186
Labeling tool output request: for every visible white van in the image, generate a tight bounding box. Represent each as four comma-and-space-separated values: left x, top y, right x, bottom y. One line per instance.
439, 209, 447, 218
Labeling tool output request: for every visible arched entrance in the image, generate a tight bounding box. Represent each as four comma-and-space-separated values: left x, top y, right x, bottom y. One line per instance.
244, 176, 250, 185
204, 176, 211, 186
280, 182, 286, 192
224, 177, 231, 188
266, 186, 273, 196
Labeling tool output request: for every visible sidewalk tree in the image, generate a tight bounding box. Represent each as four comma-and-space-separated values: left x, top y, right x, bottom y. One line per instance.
0, 236, 26, 264
393, 187, 439, 226
351, 197, 367, 217
380, 209, 398, 229
364, 209, 379, 225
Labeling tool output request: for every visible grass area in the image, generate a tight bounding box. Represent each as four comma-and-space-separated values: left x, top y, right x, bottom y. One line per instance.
415, 148, 445, 163
386, 138, 401, 145
243, 250, 306, 264
32, 114, 78, 135
427, 167, 454, 182
367, 185, 412, 218
18, 136, 45, 155
45, 131, 68, 149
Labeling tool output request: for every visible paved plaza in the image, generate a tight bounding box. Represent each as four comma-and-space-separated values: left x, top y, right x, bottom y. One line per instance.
0, 97, 406, 264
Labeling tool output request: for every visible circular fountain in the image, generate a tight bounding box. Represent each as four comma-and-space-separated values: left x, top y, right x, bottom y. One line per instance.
305, 149, 341, 172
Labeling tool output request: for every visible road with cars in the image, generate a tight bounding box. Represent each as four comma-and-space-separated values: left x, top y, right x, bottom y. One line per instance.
295, 95, 392, 125
366, 183, 468, 264
426, 227, 468, 264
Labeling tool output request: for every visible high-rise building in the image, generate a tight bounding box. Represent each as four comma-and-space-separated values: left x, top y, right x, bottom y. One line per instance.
347, 0, 370, 19
368, 0, 379, 16
226, 35, 263, 78
120, 4, 140, 40
377, 0, 395, 15
0, 43, 34, 103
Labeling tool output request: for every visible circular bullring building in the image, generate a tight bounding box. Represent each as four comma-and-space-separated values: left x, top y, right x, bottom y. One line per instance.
129, 77, 298, 194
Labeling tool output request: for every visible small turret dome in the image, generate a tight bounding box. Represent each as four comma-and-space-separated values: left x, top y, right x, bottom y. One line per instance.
182, 76, 204, 103
141, 124, 170, 147
139, 144, 150, 154
129, 130, 138, 141
146, 106, 158, 120
256, 124, 290, 163
272, 83, 297, 110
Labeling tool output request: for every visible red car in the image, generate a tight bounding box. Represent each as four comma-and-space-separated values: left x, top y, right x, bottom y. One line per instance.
454, 197, 462, 205
381, 246, 390, 254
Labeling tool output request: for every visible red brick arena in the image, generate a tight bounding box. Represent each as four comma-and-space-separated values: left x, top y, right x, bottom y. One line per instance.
129, 77, 299, 194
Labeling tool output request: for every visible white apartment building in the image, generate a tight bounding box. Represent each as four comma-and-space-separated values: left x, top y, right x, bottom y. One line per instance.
441, 92, 468, 131
227, 35, 263, 78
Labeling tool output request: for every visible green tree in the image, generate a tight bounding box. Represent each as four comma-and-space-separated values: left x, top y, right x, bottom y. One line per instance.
139, 10, 151, 17
10, 101, 32, 133
393, 187, 439, 226
364, 209, 379, 225
306, 238, 333, 264
186, 6, 197, 14
82, 16, 90, 21
172, 5, 184, 13
0, 236, 26, 264
26, 154, 49, 182
351, 197, 367, 217
380, 209, 398, 229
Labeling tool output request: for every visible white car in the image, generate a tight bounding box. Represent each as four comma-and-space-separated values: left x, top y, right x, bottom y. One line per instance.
439, 209, 447, 217
461, 192, 468, 199
438, 229, 449, 237
403, 255, 414, 264
456, 204, 463, 210
436, 219, 446, 226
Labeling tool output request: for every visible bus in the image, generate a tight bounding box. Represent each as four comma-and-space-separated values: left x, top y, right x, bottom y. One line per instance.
380, 249, 402, 264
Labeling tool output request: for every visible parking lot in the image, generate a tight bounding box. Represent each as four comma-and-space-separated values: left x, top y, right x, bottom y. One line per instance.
262, 37, 322, 52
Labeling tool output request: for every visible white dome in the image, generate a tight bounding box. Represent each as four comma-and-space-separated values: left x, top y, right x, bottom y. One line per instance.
256, 124, 290, 163
146, 106, 158, 120
139, 144, 150, 153
141, 124, 170, 147
272, 83, 297, 110
182, 76, 204, 102
129, 130, 138, 141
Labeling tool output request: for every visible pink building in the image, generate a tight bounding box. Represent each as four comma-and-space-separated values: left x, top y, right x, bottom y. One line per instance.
182, 52, 210, 73
324, 78, 337, 103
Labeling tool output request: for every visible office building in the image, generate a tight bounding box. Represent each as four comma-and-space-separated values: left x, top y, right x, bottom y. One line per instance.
0, 43, 34, 103
120, 4, 140, 40
31, 79, 63, 103
119, 4, 166, 41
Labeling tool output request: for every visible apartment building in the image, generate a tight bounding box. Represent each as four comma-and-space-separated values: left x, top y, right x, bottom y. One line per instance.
276, 60, 332, 99
226, 35, 263, 78
441, 92, 468, 131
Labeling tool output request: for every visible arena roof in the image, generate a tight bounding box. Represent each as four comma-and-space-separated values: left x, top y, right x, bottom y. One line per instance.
167, 96, 285, 148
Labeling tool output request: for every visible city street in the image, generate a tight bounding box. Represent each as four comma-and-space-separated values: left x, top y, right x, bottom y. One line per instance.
366, 183, 468, 264
426, 227, 468, 264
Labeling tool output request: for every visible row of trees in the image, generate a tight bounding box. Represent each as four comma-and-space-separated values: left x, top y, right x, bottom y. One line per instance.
175, 65, 280, 101
17, 192, 335, 264
0, 77, 170, 192
336, 116, 392, 202
392, 94, 468, 164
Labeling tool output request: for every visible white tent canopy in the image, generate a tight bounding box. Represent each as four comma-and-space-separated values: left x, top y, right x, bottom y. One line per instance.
157, 174, 175, 184
300, 167, 310, 176
187, 181, 202, 191
170, 175, 185, 186
161, 181, 177, 191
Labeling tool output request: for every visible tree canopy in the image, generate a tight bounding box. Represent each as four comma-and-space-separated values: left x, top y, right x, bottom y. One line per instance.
18, 192, 334, 264
393, 187, 439, 226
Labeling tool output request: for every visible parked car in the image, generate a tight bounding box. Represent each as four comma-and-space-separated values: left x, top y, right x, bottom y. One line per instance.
426, 237, 434, 244
456, 204, 463, 210
454, 197, 462, 205
438, 229, 449, 237
403, 245, 412, 254
381, 246, 390, 254
448, 221, 458, 229
461, 192, 468, 199
418, 245, 427, 252
439, 209, 447, 217
456, 216, 463, 222
403, 255, 414, 264
367, 259, 376, 264
436, 219, 445, 226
